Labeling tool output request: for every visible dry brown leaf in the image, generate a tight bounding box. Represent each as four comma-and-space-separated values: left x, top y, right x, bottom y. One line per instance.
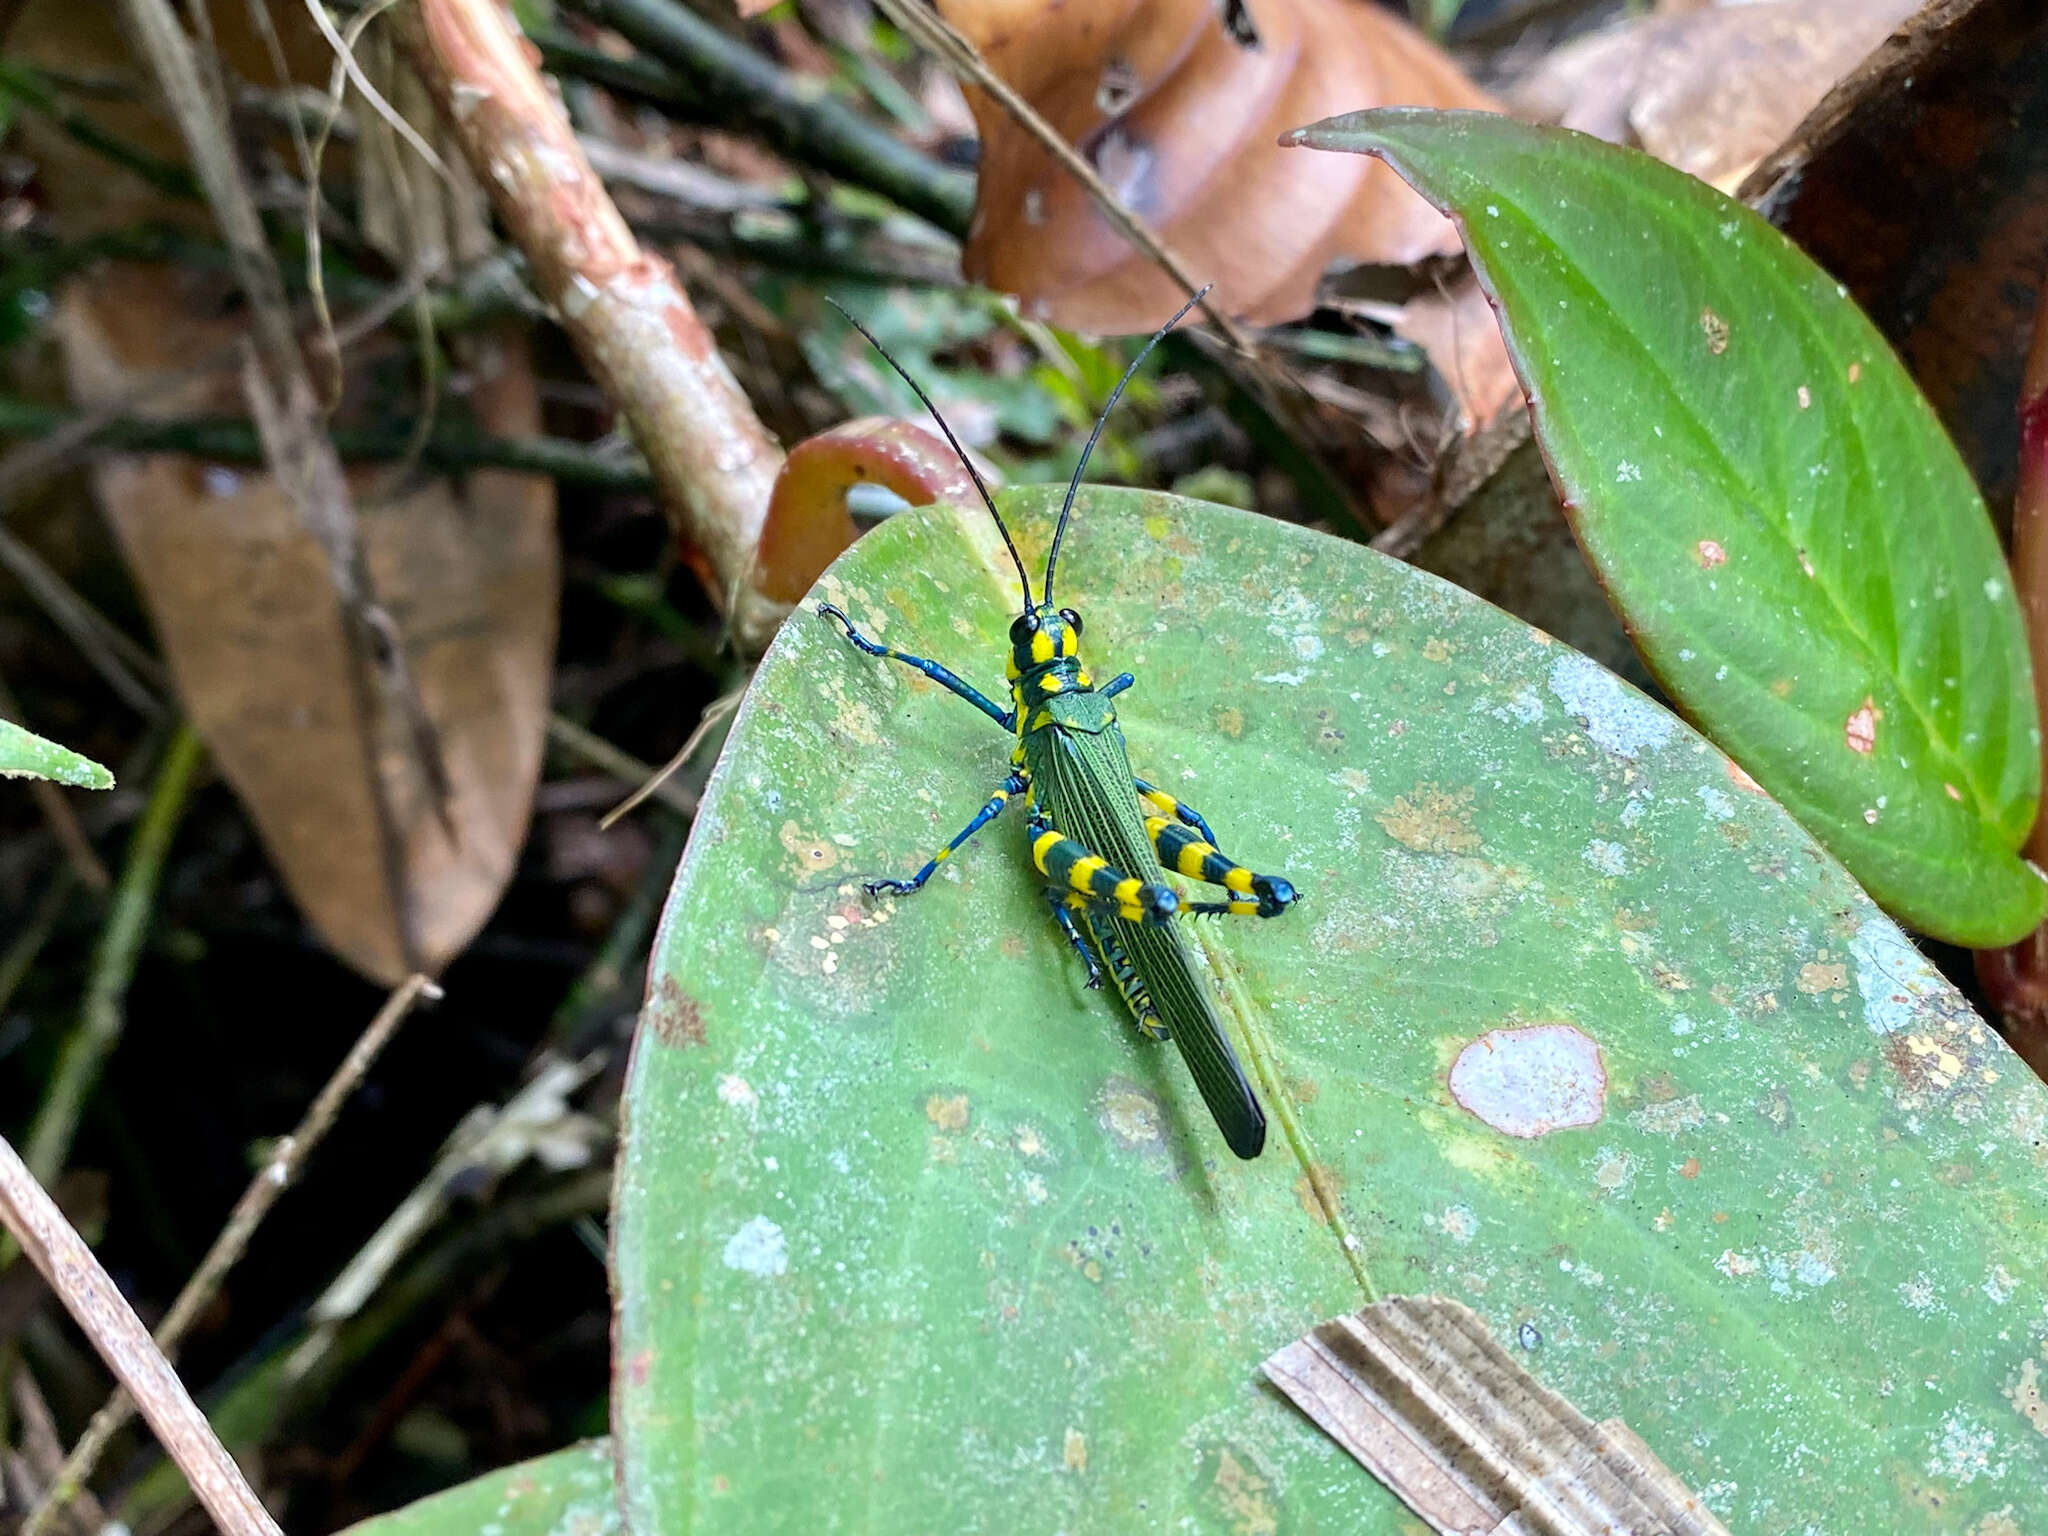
1264, 1296, 1731, 1536
56, 263, 557, 985
939, 0, 1498, 331
10, 1, 560, 982
1510, 0, 1923, 193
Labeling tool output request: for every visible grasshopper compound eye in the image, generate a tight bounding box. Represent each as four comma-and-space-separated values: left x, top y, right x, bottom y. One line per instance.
1058, 608, 1084, 636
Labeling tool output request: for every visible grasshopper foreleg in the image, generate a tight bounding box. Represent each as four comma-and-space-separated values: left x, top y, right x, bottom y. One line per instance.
867, 770, 1028, 897
817, 604, 1013, 729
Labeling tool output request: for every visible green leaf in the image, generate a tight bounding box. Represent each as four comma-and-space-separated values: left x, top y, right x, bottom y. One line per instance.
336, 1441, 618, 1536
0, 717, 113, 789
615, 489, 2048, 1533
1285, 109, 2045, 948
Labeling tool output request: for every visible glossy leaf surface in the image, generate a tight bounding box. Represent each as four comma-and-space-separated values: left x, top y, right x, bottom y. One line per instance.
617, 489, 2048, 1533
1289, 109, 2045, 947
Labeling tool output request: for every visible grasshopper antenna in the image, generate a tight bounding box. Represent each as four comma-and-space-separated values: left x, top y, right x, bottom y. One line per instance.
1042, 284, 1212, 605
825, 297, 1034, 612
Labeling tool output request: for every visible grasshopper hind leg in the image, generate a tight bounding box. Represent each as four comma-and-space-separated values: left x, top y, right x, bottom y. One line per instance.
1026, 810, 1178, 923
1136, 790, 1298, 919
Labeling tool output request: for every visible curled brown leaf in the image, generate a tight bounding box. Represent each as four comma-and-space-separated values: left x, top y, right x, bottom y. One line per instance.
940, 0, 1497, 331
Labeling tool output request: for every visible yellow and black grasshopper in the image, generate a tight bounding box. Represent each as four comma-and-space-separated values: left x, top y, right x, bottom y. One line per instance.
816, 291, 1297, 1159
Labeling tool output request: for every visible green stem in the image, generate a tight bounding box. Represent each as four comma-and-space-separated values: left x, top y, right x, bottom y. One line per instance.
0, 396, 658, 493
552, 0, 975, 238
534, 29, 711, 120
631, 212, 959, 288
22, 724, 205, 1186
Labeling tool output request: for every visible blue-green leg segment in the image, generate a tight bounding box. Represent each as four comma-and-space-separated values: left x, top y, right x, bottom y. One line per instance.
1098, 673, 1134, 701
867, 771, 1028, 897
817, 604, 1013, 729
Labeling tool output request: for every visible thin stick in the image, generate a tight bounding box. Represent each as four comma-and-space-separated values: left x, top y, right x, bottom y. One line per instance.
0, 394, 659, 493
593, 689, 737, 830
22, 725, 205, 1187
868, 0, 1253, 358
0, 1133, 283, 1536
0, 878, 76, 1025
25, 975, 442, 1536
121, 0, 441, 959
542, 712, 703, 827
555, 0, 974, 238
0, 526, 168, 719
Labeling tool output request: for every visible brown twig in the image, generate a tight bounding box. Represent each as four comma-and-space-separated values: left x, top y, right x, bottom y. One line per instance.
868, 0, 1254, 358
0, 527, 168, 720
0, 1132, 283, 1536
595, 688, 737, 829
392, 0, 788, 650
0, 878, 75, 1025
24, 975, 442, 1536
546, 713, 701, 824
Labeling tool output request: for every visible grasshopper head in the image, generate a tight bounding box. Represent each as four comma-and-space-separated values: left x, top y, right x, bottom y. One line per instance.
1006, 605, 1085, 679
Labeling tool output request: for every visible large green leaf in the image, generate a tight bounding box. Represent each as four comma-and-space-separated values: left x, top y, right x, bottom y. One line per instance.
0, 717, 112, 789
337, 1441, 618, 1536
1287, 109, 2046, 948
616, 489, 2048, 1533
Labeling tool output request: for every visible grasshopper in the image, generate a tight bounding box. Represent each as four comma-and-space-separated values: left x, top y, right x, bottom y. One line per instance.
816, 291, 1297, 1159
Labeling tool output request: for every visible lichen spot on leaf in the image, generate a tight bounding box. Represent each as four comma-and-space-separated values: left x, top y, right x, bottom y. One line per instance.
926, 1093, 970, 1132
779, 820, 839, 876
1449, 1024, 1606, 1138
1097, 1079, 1167, 1153
1377, 782, 1481, 855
